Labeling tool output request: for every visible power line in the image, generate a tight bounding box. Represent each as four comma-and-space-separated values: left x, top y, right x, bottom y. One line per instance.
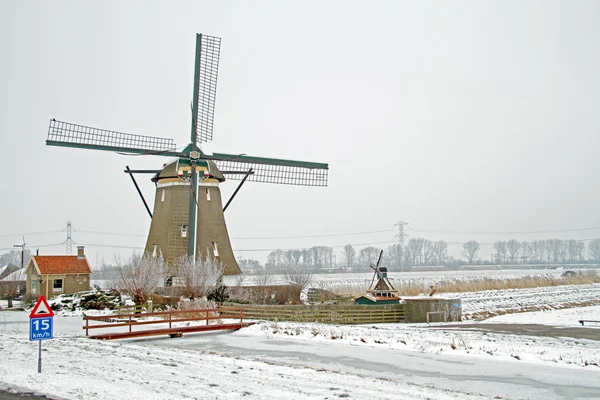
0, 229, 63, 238
232, 229, 395, 240
73, 229, 146, 237
73, 242, 145, 250
409, 226, 600, 235
0, 243, 64, 252
72, 227, 395, 240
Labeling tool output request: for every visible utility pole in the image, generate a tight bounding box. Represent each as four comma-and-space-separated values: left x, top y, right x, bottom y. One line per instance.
13, 236, 26, 269
394, 221, 409, 270
65, 221, 72, 255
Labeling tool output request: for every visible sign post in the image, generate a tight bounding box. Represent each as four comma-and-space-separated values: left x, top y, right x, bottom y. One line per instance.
29, 295, 54, 373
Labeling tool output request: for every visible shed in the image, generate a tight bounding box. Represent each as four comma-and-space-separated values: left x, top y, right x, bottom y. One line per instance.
25, 246, 92, 298
354, 293, 401, 305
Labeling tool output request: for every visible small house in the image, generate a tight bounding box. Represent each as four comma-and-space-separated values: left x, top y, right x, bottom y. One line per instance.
25, 246, 92, 298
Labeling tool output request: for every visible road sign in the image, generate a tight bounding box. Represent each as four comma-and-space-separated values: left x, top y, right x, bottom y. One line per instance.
29, 295, 54, 318
28, 295, 55, 373
30, 317, 53, 341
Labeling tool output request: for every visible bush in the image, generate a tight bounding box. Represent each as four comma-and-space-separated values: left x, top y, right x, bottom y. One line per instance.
207, 283, 229, 304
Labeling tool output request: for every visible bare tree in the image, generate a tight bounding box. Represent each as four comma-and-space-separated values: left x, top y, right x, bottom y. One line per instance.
111, 253, 168, 306
0, 267, 25, 308
544, 239, 554, 263
421, 239, 434, 265
253, 266, 276, 286
493, 241, 507, 264
567, 239, 579, 263
530, 240, 543, 263
589, 239, 600, 263
386, 243, 404, 270
284, 264, 313, 291
342, 244, 356, 269
506, 239, 521, 264
576, 241, 585, 263
431, 241, 448, 265
405, 238, 420, 266
359, 246, 381, 266
174, 255, 224, 299
521, 241, 533, 264
462, 241, 480, 264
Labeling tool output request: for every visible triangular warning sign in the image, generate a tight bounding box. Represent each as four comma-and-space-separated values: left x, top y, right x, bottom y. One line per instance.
29, 295, 55, 318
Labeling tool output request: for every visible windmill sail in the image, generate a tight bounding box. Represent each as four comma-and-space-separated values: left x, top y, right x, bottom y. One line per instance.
192, 34, 221, 145
46, 119, 179, 156
210, 152, 329, 187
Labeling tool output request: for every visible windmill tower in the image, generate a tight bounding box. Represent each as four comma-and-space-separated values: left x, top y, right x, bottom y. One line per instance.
46, 34, 329, 279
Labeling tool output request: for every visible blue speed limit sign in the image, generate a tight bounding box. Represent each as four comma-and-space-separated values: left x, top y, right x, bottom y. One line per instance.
30, 317, 53, 341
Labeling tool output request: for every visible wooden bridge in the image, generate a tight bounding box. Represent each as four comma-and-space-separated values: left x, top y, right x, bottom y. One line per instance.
83, 307, 252, 340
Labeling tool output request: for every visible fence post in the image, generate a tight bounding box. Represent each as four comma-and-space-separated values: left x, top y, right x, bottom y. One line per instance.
84, 315, 89, 336
205, 310, 209, 326
147, 298, 153, 313
129, 315, 132, 333
169, 312, 172, 329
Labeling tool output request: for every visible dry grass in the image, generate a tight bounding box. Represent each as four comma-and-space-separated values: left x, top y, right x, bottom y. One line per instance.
323, 272, 600, 297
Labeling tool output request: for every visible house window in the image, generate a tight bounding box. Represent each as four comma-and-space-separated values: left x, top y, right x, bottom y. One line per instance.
53, 279, 63, 294
31, 280, 37, 294
181, 225, 188, 238
212, 242, 219, 257
161, 189, 165, 202
206, 188, 211, 201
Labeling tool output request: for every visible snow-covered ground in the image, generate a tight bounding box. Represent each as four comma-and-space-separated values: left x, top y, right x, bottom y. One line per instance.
457, 283, 600, 319
90, 267, 600, 290
1, 303, 600, 399
2, 280, 600, 399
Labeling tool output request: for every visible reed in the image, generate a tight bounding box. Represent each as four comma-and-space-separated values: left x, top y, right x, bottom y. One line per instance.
322, 272, 600, 297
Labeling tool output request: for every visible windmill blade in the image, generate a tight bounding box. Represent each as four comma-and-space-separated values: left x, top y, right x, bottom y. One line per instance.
192, 33, 221, 144
375, 250, 384, 268
208, 153, 329, 187
46, 119, 182, 157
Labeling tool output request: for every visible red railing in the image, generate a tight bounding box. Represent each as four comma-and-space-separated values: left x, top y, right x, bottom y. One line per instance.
83, 307, 249, 340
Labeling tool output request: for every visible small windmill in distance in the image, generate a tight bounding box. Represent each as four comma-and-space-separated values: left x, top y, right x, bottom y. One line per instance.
46, 33, 329, 281
355, 251, 401, 304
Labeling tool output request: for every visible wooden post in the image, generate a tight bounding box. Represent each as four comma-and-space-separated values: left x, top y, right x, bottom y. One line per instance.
129, 315, 132, 333
85, 316, 89, 336
169, 312, 172, 329
205, 310, 209, 326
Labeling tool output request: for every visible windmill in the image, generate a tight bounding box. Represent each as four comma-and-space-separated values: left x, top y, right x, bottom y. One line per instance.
46, 33, 329, 279
354, 250, 400, 304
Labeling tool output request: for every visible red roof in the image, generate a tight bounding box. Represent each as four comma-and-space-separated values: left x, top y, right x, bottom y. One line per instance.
33, 256, 92, 275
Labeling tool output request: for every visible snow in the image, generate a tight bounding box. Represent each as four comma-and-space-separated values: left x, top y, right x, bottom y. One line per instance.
0, 314, 480, 400
2, 281, 600, 399
487, 305, 600, 328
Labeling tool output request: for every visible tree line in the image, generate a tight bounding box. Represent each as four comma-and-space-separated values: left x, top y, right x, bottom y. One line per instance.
245, 238, 600, 273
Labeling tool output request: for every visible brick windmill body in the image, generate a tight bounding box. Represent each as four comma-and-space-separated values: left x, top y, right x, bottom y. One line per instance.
46, 34, 329, 282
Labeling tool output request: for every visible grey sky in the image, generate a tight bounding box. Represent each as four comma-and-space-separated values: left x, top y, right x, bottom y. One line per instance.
1, 1, 599, 266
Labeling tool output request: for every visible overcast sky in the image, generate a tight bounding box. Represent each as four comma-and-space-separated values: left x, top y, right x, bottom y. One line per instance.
1, 1, 599, 267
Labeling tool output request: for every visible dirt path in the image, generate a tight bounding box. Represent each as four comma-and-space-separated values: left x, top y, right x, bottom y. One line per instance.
433, 323, 600, 341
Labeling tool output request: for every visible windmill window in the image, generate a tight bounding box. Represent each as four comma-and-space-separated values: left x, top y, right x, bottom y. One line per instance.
212, 242, 219, 257
181, 225, 188, 238
53, 279, 63, 294
161, 190, 165, 202
206, 188, 211, 201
